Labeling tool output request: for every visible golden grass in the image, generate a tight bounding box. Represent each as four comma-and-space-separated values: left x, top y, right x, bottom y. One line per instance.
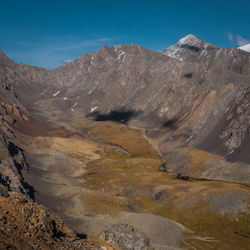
30, 136, 101, 163
80, 192, 128, 216
80, 121, 250, 249
185, 148, 224, 176
88, 121, 159, 158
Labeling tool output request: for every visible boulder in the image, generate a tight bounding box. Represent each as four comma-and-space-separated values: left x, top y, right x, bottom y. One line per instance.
99, 224, 152, 250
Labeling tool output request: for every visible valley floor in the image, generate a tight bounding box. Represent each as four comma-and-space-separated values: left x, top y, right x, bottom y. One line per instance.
13, 106, 250, 250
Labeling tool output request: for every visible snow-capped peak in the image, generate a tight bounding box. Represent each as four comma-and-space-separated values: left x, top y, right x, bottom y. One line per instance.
178, 34, 201, 45
161, 34, 212, 61
238, 44, 250, 52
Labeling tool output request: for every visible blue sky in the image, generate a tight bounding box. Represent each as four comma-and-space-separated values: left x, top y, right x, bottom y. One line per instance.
0, 0, 249, 69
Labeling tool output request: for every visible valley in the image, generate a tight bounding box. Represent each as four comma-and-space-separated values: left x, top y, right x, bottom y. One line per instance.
0, 34, 249, 249
15, 101, 250, 249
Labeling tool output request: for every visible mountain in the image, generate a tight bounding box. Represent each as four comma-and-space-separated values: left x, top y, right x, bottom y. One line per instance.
1, 36, 250, 181
11, 39, 250, 162
0, 35, 250, 249
1, 35, 249, 181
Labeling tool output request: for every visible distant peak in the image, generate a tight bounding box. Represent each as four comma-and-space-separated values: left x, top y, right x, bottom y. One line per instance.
177, 34, 208, 48
178, 34, 200, 44
161, 34, 216, 61
176, 34, 215, 49
239, 44, 250, 52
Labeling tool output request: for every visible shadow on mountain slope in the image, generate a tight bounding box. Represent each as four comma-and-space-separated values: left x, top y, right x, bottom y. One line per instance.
87, 109, 142, 124
162, 118, 178, 129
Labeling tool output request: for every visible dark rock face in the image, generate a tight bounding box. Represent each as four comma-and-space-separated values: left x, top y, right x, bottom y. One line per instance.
176, 173, 190, 181
159, 161, 167, 172
0, 136, 24, 191
0, 133, 34, 198
0, 184, 9, 197
99, 224, 152, 250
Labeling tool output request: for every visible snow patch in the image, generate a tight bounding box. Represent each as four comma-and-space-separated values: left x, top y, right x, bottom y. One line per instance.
71, 102, 78, 112
53, 91, 60, 96
161, 34, 209, 61
186, 135, 194, 143
178, 34, 200, 45
90, 106, 98, 112
239, 44, 250, 52
161, 46, 184, 61
118, 51, 125, 60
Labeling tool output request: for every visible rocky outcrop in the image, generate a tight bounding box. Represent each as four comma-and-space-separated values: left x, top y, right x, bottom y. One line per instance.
0, 99, 29, 122
0, 191, 102, 249
0, 133, 34, 197
99, 224, 152, 250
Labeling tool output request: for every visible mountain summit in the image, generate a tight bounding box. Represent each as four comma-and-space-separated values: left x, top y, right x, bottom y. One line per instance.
161, 34, 215, 61
177, 34, 210, 47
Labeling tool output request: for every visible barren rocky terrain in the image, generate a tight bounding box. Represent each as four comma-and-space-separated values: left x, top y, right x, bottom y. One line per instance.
0, 35, 249, 249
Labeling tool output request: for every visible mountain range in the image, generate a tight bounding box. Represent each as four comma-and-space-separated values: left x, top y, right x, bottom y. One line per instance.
0, 34, 249, 249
